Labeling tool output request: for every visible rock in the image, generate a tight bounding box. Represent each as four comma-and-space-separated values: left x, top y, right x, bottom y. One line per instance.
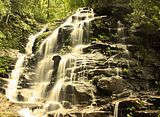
116, 99, 142, 117
0, 87, 6, 94
134, 110, 159, 117
61, 82, 96, 104
48, 111, 110, 117
52, 55, 61, 75
83, 42, 111, 55
17, 92, 25, 101
44, 101, 62, 112
130, 67, 155, 80
97, 76, 133, 94
61, 101, 72, 109
147, 97, 160, 108
89, 68, 122, 77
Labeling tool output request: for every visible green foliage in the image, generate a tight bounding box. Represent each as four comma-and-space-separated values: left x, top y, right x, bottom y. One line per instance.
0, 0, 88, 52
33, 31, 51, 54
0, 56, 12, 76
127, 0, 160, 33
126, 106, 135, 117
0, 0, 7, 17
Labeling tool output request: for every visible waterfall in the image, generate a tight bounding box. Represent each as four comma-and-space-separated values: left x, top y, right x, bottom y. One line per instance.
31, 7, 95, 102
117, 21, 125, 39
6, 53, 25, 101
6, 25, 47, 101
26, 24, 48, 55
113, 102, 119, 117
7, 7, 99, 117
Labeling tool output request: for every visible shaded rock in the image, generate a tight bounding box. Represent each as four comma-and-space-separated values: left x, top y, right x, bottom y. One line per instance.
61, 82, 96, 104
52, 55, 61, 70
52, 54, 61, 77
89, 68, 122, 77
0, 87, 6, 94
128, 59, 139, 67
134, 110, 159, 117
126, 79, 149, 91
61, 101, 72, 109
17, 92, 25, 101
18, 74, 32, 88
116, 99, 142, 117
147, 97, 160, 109
48, 111, 110, 117
97, 76, 133, 94
130, 67, 155, 80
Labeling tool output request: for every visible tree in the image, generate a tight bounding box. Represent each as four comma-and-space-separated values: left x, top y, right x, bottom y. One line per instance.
127, 0, 160, 33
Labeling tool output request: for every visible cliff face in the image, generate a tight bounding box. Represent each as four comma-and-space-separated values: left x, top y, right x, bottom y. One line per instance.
85, 1, 160, 116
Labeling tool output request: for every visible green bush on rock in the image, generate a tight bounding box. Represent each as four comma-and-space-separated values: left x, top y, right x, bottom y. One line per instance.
0, 56, 12, 77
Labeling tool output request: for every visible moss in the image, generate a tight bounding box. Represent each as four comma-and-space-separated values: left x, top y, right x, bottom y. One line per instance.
32, 31, 51, 54
0, 56, 13, 77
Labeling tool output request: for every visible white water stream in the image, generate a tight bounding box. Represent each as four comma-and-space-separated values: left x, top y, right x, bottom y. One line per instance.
6, 25, 47, 101
5, 7, 120, 117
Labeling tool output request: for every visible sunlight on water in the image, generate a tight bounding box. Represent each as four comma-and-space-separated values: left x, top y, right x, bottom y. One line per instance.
18, 108, 35, 117
113, 102, 119, 117
6, 53, 25, 100
6, 25, 48, 101
26, 24, 48, 55
6, 7, 106, 117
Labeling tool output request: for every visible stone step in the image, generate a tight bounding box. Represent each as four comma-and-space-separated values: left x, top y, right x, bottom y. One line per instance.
134, 110, 160, 117
47, 111, 111, 117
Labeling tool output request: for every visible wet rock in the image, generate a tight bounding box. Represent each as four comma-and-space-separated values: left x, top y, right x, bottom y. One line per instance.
83, 42, 110, 54
17, 92, 25, 101
48, 111, 109, 117
115, 90, 132, 98
62, 82, 95, 104
130, 67, 155, 80
89, 68, 122, 77
61, 101, 72, 109
147, 97, 160, 108
44, 102, 62, 112
57, 25, 74, 49
126, 79, 149, 91
52, 55, 61, 75
0, 87, 6, 94
128, 59, 139, 67
18, 74, 32, 88
97, 76, 133, 94
116, 99, 142, 117
82, 42, 120, 57
134, 110, 159, 117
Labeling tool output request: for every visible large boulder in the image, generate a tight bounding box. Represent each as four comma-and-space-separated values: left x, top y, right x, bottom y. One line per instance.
96, 76, 133, 94
60, 82, 96, 105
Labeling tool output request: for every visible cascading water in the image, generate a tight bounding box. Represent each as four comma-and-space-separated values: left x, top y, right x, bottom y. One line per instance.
6, 25, 47, 101
26, 25, 48, 55
32, 7, 95, 103
6, 7, 106, 117
6, 53, 25, 101
113, 102, 119, 117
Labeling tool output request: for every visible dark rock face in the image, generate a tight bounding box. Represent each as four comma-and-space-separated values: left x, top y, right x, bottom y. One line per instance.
44, 102, 61, 111
97, 76, 133, 94
42, 55, 62, 97
0, 88, 5, 94
52, 55, 61, 75
48, 111, 110, 117
59, 83, 95, 105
